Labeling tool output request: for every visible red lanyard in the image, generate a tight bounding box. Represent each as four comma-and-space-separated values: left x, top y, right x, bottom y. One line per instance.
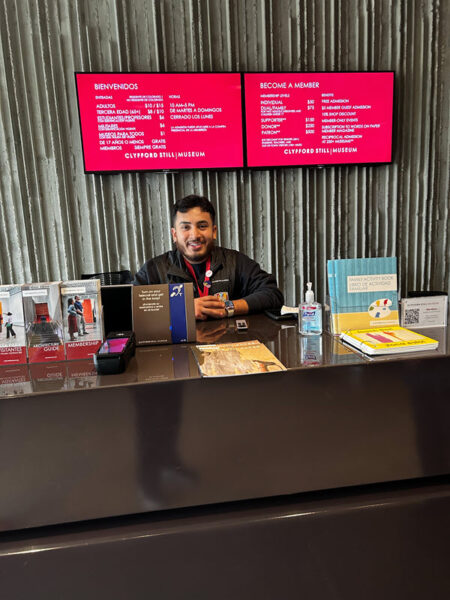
183, 257, 212, 297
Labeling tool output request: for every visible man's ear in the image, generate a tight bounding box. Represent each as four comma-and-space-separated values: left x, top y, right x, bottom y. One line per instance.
171, 227, 177, 243
213, 224, 218, 240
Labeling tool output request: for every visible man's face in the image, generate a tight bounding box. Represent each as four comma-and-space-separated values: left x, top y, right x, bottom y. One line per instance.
171, 207, 217, 264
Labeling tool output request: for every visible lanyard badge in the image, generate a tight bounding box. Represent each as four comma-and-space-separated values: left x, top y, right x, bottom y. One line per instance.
184, 258, 212, 297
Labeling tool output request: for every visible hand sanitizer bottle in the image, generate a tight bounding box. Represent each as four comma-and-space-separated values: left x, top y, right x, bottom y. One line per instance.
299, 282, 323, 335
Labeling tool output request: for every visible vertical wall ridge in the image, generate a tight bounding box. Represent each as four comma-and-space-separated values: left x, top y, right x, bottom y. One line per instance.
0, 0, 448, 304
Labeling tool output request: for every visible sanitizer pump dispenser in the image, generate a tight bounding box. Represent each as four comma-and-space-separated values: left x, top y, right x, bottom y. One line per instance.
299, 282, 323, 335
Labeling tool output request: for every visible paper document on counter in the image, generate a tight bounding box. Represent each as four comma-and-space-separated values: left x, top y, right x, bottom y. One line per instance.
280, 305, 299, 315
191, 340, 286, 377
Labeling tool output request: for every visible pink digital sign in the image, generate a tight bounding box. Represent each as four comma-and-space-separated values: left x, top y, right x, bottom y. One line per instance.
244, 72, 394, 167
75, 73, 244, 172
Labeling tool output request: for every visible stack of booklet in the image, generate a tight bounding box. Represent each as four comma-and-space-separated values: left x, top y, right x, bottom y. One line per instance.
327, 257, 400, 334
340, 326, 438, 356
0, 280, 103, 364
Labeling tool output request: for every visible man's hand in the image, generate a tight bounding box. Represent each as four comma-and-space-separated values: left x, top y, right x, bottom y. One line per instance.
194, 296, 226, 320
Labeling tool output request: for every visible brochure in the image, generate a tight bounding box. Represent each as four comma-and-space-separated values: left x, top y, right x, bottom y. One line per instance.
60, 279, 103, 360
0, 285, 27, 365
191, 340, 286, 377
340, 326, 438, 356
22, 282, 65, 363
132, 283, 196, 346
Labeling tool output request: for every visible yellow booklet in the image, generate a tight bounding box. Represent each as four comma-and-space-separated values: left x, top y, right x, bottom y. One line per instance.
191, 340, 286, 377
340, 326, 438, 355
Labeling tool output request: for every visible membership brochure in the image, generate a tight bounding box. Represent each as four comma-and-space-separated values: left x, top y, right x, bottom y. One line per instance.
191, 340, 286, 377
340, 326, 438, 356
60, 279, 103, 360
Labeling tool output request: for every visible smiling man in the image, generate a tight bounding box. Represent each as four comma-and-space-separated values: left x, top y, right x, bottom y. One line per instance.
133, 195, 284, 320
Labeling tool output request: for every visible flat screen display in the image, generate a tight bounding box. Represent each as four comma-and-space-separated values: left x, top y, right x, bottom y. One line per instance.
75, 73, 244, 172
98, 338, 129, 354
244, 72, 394, 167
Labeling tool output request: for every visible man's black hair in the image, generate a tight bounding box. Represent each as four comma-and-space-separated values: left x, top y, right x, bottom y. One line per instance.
171, 195, 216, 225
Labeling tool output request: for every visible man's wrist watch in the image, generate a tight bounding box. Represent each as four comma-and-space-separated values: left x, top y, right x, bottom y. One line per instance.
224, 300, 235, 317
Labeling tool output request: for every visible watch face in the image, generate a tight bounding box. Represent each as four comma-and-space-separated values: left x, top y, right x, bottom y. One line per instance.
225, 300, 235, 317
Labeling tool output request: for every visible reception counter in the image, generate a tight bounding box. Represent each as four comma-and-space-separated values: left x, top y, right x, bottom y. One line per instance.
1, 315, 449, 598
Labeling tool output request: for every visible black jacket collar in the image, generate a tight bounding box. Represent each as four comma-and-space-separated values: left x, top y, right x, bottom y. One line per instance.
166, 246, 224, 280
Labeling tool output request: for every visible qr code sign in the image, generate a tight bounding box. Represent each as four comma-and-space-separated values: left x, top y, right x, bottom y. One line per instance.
404, 308, 420, 325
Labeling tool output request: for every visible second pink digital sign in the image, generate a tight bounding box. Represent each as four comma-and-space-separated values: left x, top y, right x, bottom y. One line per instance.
76, 72, 394, 173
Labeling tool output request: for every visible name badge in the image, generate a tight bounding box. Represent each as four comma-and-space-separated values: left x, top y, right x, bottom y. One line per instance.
215, 292, 229, 301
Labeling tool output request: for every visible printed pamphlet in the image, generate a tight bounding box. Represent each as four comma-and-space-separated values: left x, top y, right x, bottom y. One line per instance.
22, 282, 65, 363
60, 279, 103, 359
132, 283, 196, 346
191, 340, 286, 377
0, 285, 27, 365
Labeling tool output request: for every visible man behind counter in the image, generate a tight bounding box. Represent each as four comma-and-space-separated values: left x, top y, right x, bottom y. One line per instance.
133, 195, 284, 320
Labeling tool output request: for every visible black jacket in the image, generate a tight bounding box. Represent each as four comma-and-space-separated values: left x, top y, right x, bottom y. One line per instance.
133, 246, 284, 313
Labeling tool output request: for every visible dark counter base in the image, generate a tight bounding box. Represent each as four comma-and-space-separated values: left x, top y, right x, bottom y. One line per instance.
1, 353, 450, 533
1, 316, 449, 597
2, 477, 450, 600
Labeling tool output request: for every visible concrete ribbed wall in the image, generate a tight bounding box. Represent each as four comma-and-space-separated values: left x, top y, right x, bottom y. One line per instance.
0, 0, 448, 305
